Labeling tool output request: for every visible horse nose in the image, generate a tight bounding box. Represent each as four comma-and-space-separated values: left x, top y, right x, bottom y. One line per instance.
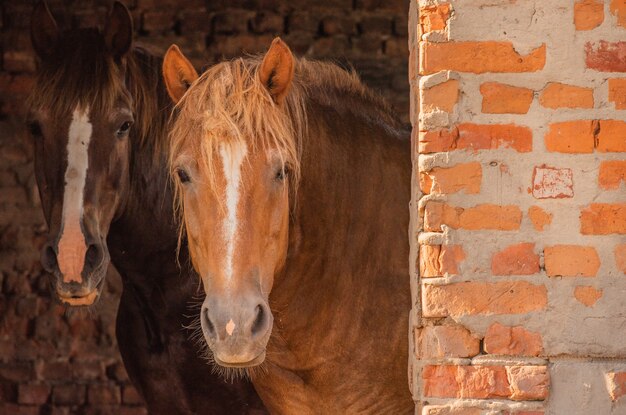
251, 303, 270, 337
201, 297, 272, 365
41, 241, 59, 273
202, 301, 270, 342
84, 241, 105, 273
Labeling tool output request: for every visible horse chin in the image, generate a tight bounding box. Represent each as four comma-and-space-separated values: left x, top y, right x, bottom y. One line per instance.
213, 350, 266, 368
58, 289, 100, 306
55, 269, 106, 307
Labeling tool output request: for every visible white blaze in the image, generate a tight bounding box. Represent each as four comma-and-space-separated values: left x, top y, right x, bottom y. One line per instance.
226, 319, 236, 336
219, 141, 248, 283
57, 106, 92, 283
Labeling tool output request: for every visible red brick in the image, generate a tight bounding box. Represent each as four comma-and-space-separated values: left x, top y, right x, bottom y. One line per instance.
142, 11, 175, 33
596, 120, 626, 152
580, 203, 626, 234
423, 365, 549, 400
480, 82, 534, 114
492, 243, 540, 276
0, 404, 40, 415
0, 362, 34, 382
615, 244, 626, 273
574, 0, 604, 30
38, 361, 71, 381
507, 366, 550, 400
422, 281, 547, 317
421, 79, 459, 113
417, 325, 480, 359
539, 82, 594, 109
606, 372, 626, 401
574, 286, 603, 307
87, 383, 121, 405
120, 408, 149, 415
610, 0, 626, 28
544, 121, 597, 153
457, 124, 533, 153
18, 383, 51, 405
3, 50, 36, 72
419, 124, 532, 154
72, 359, 103, 380
420, 162, 482, 195
424, 202, 522, 232
213, 10, 252, 35
528, 206, 552, 231
252, 11, 285, 34
361, 15, 392, 34
419, 128, 459, 153
419, 244, 465, 277
544, 245, 600, 277
423, 365, 509, 399
420, 42, 546, 75
585, 41, 626, 72
532, 166, 574, 199
609, 78, 626, 109
52, 384, 86, 406
599, 160, 626, 189
422, 406, 482, 415
484, 322, 543, 356
418, 4, 451, 37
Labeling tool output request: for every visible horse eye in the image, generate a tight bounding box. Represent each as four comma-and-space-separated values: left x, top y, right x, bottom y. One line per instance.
177, 168, 191, 183
116, 121, 132, 138
28, 122, 42, 138
275, 166, 289, 181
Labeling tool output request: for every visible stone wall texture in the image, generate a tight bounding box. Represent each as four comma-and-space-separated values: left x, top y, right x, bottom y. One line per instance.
409, 1, 626, 414
0, 0, 408, 414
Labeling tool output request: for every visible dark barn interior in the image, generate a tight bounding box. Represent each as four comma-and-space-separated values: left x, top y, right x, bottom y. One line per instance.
0, 0, 408, 413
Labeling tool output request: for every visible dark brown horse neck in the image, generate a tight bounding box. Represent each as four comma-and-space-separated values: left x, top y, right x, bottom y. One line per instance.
254, 76, 413, 414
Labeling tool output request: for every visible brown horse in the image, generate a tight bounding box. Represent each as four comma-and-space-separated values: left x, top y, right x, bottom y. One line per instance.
28, 2, 265, 413
164, 38, 413, 414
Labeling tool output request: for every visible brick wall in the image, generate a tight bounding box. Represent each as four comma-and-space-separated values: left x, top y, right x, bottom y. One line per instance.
409, 1, 626, 414
0, 0, 408, 413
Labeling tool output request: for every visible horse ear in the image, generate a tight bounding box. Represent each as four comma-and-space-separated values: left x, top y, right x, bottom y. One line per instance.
31, 1, 59, 58
104, 1, 133, 58
163, 44, 199, 104
259, 37, 294, 105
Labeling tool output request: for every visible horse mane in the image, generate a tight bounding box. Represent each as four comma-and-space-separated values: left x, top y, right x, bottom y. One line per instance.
27, 28, 166, 153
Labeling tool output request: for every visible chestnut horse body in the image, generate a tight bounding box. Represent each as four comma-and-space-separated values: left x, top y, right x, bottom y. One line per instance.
165, 39, 413, 414
28, 2, 265, 413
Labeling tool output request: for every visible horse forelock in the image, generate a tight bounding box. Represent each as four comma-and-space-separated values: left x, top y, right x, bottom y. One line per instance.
27, 29, 162, 152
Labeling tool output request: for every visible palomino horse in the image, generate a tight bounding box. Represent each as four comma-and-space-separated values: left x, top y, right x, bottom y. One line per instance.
164, 38, 413, 414
28, 2, 265, 413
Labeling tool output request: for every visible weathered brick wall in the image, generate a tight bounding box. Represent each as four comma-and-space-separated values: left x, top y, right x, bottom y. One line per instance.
0, 0, 409, 413
410, 1, 626, 414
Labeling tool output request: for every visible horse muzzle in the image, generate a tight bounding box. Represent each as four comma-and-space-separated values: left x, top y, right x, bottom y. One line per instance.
42, 238, 109, 307
201, 295, 273, 368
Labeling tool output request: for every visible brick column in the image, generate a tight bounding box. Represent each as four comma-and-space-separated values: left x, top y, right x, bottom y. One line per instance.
409, 1, 626, 413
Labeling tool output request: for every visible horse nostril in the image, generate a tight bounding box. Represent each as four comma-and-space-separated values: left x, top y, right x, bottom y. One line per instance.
251, 304, 265, 336
203, 308, 216, 338
85, 243, 103, 269
41, 244, 58, 272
